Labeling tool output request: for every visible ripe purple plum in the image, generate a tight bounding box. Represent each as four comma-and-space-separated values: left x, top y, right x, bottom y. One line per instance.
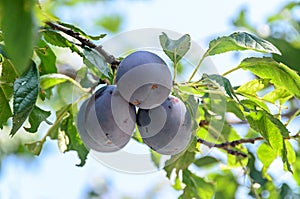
137, 95, 192, 155
116, 51, 172, 109
76, 85, 136, 152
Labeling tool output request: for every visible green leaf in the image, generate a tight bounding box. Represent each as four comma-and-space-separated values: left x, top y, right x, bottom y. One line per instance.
44, 104, 88, 166
209, 171, 238, 199
247, 152, 268, 186
58, 21, 106, 40
194, 156, 219, 168
164, 150, 195, 178
0, 59, 17, 128
0, 0, 37, 75
239, 57, 300, 98
181, 169, 215, 199
0, 88, 11, 128
263, 88, 293, 104
11, 62, 39, 136
47, 105, 71, 140
0, 31, 3, 42
237, 79, 270, 95
83, 48, 110, 78
24, 105, 51, 133
164, 139, 197, 178
96, 15, 122, 33
281, 140, 295, 173
35, 39, 57, 75
202, 74, 235, 99
25, 141, 43, 155
159, 32, 191, 63
76, 66, 98, 88
43, 30, 83, 57
207, 32, 281, 56
232, 8, 256, 32
226, 99, 245, 121
150, 150, 161, 168
176, 93, 200, 132
59, 109, 89, 166
240, 98, 269, 113
246, 110, 290, 155
0, 44, 7, 58
40, 73, 85, 91
279, 183, 296, 199
268, 37, 300, 74
257, 143, 277, 178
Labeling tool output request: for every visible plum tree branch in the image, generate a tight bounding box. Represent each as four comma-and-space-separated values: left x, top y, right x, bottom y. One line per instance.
45, 21, 120, 68
197, 133, 300, 158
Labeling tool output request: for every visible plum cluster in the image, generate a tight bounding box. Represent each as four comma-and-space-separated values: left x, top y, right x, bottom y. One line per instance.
77, 51, 192, 155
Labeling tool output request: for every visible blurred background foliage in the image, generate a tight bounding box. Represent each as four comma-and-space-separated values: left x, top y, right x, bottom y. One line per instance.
0, 0, 299, 199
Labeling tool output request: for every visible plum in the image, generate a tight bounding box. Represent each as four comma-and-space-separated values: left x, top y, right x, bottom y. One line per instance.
137, 95, 192, 155
116, 51, 172, 109
76, 85, 136, 152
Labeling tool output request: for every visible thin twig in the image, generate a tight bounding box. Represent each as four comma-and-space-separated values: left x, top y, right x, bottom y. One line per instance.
45, 21, 120, 67
197, 134, 300, 157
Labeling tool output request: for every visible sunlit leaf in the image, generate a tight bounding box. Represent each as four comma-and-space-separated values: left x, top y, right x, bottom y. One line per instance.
207, 32, 281, 56
281, 140, 295, 173
239, 57, 300, 98
40, 73, 85, 91
160, 32, 191, 63
237, 79, 270, 95
263, 88, 293, 104
240, 98, 269, 113
11, 62, 39, 136
257, 143, 277, 178
246, 110, 290, 160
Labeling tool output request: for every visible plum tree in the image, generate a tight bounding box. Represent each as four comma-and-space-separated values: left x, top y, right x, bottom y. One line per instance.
77, 85, 136, 152
116, 51, 172, 109
137, 95, 192, 155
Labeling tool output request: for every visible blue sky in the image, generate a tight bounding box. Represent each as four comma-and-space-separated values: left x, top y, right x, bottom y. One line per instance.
0, 0, 293, 198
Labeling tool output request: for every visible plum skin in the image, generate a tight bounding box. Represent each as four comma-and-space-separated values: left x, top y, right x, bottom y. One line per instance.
116, 51, 173, 109
137, 95, 192, 155
76, 85, 136, 152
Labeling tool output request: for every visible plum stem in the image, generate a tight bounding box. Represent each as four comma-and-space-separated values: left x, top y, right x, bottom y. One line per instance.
173, 49, 178, 84
188, 50, 208, 82
222, 65, 243, 76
